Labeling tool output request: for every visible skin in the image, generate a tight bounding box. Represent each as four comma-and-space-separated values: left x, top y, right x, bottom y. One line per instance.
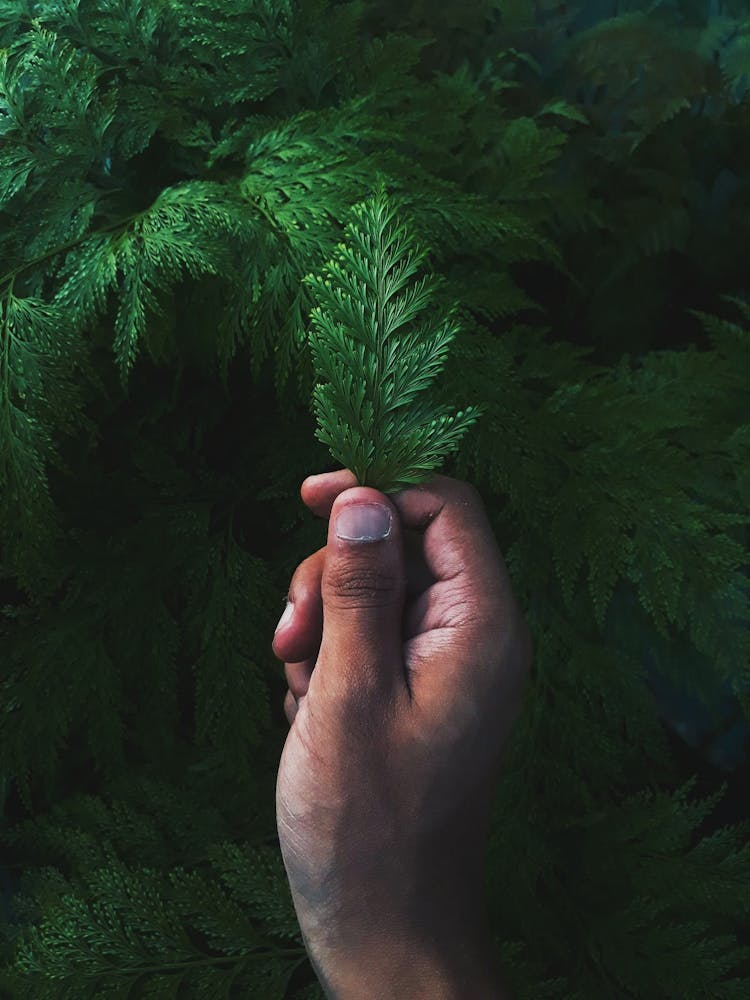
271, 468, 533, 996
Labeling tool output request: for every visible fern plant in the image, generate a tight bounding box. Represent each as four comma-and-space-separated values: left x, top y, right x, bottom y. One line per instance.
302, 177, 483, 495
1, 1, 749, 998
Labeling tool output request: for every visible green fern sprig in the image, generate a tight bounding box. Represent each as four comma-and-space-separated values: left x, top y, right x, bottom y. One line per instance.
301, 179, 483, 495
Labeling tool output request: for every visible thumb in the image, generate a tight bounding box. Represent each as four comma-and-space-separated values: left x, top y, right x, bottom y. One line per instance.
317, 487, 407, 706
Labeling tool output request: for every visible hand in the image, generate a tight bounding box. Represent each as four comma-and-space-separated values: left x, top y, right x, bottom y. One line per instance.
272, 469, 532, 997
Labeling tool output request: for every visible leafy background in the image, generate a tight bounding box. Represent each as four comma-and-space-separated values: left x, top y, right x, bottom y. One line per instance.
0, 0, 748, 996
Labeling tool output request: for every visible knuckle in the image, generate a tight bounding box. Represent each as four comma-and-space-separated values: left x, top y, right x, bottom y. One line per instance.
287, 547, 325, 604
325, 563, 404, 607
429, 473, 478, 504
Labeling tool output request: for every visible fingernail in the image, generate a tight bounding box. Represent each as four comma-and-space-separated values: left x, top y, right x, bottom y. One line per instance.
335, 503, 392, 542
275, 600, 294, 634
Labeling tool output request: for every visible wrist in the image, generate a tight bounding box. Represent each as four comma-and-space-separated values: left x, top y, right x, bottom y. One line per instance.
293, 877, 510, 1000
285, 810, 508, 997
304, 924, 509, 999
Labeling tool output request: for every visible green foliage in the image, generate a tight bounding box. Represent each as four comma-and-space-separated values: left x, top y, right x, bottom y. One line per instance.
303, 178, 483, 494
0, 776, 308, 998
0, 0, 748, 997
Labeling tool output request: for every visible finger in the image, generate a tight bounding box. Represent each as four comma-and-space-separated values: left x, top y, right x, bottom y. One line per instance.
302, 472, 437, 593
284, 658, 315, 701
272, 547, 325, 664
301, 469, 359, 508
303, 471, 513, 619
284, 689, 298, 725
272, 484, 434, 666
403, 476, 521, 645
316, 486, 407, 703
392, 477, 529, 726
273, 468, 387, 668
284, 689, 309, 726
304, 470, 527, 717
278, 470, 520, 699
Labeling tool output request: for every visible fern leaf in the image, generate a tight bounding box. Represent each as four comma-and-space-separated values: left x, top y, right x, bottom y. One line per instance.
302, 178, 483, 494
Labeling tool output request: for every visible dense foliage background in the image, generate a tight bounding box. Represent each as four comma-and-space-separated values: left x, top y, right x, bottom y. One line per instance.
0, 0, 748, 996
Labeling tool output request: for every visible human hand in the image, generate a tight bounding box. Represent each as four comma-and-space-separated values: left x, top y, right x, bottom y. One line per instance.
272, 469, 533, 997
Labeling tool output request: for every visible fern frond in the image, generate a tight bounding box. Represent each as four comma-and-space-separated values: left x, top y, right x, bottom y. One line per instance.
302, 178, 484, 494
0, 278, 93, 591
0, 847, 306, 996
183, 534, 275, 768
